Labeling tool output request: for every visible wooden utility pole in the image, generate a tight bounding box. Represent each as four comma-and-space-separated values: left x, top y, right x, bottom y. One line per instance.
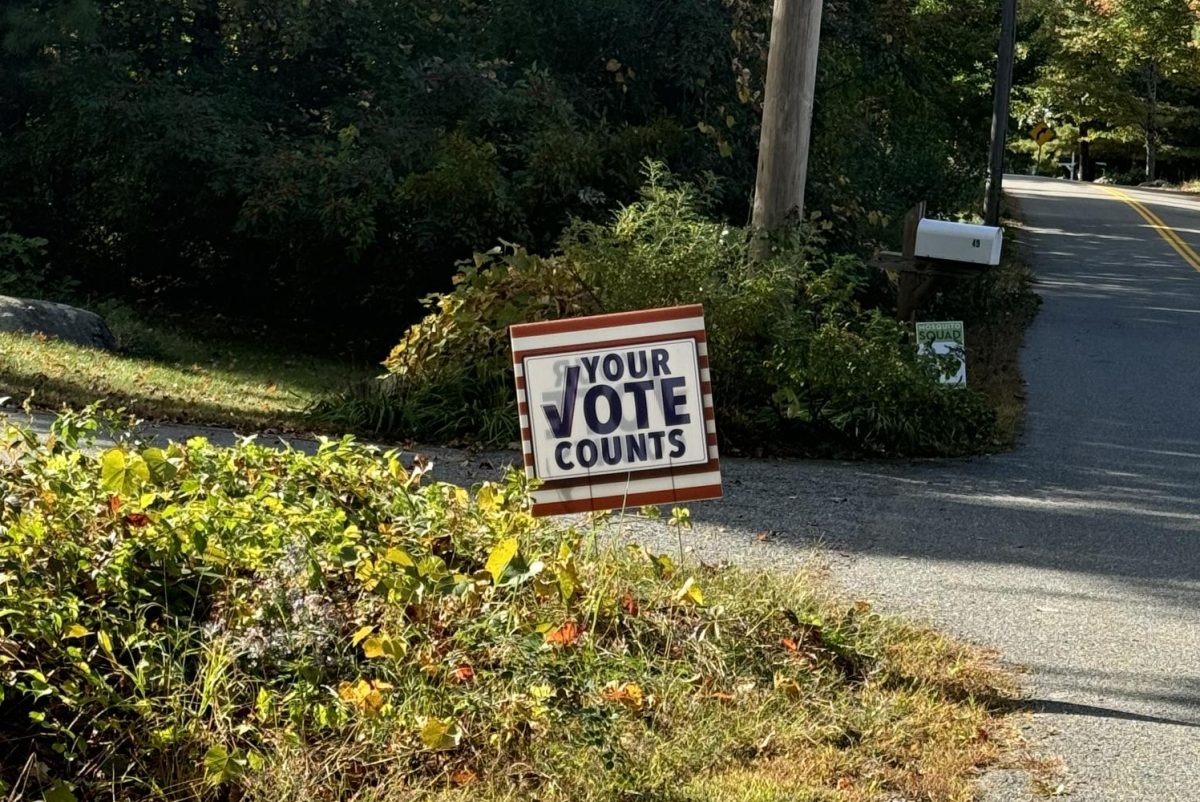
983, 0, 1017, 227
752, 0, 823, 252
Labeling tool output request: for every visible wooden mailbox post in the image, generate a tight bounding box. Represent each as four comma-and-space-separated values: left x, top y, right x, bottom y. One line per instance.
869, 203, 1000, 322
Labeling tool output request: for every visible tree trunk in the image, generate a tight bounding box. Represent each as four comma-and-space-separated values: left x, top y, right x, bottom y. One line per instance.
751, 0, 823, 257
1079, 121, 1094, 182
1144, 64, 1159, 181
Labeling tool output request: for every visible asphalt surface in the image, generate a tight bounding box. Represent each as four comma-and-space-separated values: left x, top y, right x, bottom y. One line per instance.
8, 175, 1200, 800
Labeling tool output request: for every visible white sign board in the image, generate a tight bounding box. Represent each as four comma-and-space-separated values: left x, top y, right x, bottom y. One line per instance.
511, 305, 721, 516
916, 320, 967, 386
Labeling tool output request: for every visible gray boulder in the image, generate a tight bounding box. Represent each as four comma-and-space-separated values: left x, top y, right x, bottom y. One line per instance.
0, 296, 118, 351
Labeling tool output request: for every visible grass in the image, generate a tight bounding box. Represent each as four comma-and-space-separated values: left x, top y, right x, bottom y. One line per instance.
0, 411, 1034, 802
0, 301, 374, 431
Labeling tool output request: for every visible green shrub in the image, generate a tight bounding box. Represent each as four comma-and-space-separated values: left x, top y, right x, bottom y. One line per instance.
319, 167, 998, 456
0, 230, 52, 297
0, 409, 1014, 801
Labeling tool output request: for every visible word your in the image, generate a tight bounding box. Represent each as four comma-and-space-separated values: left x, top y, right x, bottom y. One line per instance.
522, 339, 707, 480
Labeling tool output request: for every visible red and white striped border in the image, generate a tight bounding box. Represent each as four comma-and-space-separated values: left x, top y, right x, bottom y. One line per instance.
510, 305, 722, 516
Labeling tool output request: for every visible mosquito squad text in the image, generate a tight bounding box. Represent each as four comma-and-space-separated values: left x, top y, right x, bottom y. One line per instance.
510, 306, 722, 516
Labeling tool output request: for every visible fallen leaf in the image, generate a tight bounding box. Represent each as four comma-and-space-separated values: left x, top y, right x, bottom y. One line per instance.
337, 679, 390, 716
452, 664, 475, 683
451, 768, 477, 786
602, 682, 646, 711
773, 672, 801, 698
123, 512, 150, 528
620, 592, 639, 617
545, 620, 581, 646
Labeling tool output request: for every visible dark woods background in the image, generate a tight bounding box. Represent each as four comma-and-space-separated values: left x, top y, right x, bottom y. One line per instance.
0, 0, 1020, 355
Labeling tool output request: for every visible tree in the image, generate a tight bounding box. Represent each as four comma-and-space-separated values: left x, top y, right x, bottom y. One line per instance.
1025, 0, 1200, 179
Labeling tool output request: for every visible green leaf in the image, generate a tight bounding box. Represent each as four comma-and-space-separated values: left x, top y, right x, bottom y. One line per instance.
485, 538, 519, 584
100, 449, 149, 497
419, 717, 463, 751
648, 552, 676, 579
42, 780, 77, 802
203, 744, 244, 784
142, 448, 178, 484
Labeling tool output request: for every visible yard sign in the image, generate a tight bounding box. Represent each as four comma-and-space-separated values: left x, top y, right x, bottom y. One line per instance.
510, 305, 722, 516
916, 320, 967, 387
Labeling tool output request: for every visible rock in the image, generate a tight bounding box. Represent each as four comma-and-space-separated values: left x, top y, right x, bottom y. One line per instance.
1138, 179, 1174, 189
0, 296, 118, 351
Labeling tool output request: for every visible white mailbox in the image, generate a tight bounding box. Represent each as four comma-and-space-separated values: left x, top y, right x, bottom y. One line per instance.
914, 219, 1002, 266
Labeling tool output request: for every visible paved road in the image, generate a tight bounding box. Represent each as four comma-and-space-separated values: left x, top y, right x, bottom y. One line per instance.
673, 175, 1200, 800
9, 176, 1199, 799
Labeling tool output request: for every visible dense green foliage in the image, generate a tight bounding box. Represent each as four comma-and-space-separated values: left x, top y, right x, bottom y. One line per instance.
1018, 0, 1200, 180
319, 170, 999, 457
0, 410, 1013, 800
1, 0, 1006, 349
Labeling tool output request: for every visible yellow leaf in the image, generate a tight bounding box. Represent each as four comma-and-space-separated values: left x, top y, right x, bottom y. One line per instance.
338, 679, 370, 704
350, 625, 375, 646
485, 537, 519, 584
362, 688, 385, 715
674, 577, 705, 606
64, 624, 89, 639
773, 672, 802, 699
362, 637, 385, 659
602, 682, 647, 711
476, 484, 499, 512
383, 547, 415, 567
97, 630, 114, 655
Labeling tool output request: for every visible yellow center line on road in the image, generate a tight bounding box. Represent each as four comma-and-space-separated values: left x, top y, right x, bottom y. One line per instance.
1101, 185, 1200, 275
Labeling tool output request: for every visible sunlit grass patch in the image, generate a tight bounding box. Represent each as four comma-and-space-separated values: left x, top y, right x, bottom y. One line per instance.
0, 303, 369, 430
